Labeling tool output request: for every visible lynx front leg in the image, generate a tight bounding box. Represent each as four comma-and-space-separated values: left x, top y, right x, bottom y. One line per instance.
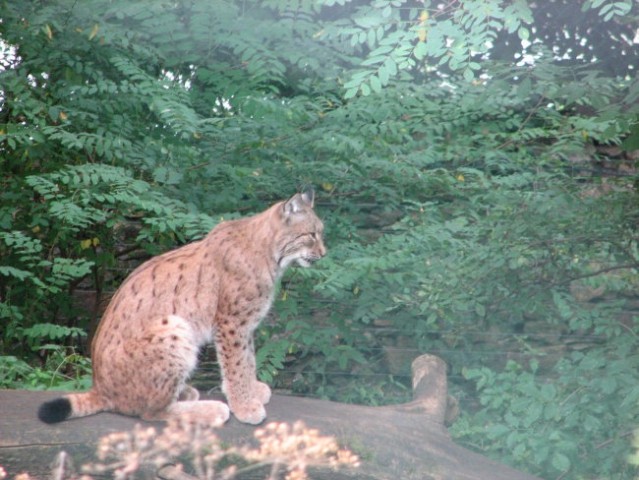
215, 325, 267, 425
246, 336, 272, 405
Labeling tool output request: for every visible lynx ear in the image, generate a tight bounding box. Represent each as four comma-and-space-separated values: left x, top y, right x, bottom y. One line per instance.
300, 188, 315, 208
283, 189, 315, 216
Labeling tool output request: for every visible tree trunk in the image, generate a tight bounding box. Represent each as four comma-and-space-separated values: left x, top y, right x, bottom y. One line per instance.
0, 354, 540, 480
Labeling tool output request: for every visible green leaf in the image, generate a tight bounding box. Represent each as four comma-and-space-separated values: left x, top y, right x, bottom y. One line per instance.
378, 64, 389, 85
551, 452, 571, 472
384, 57, 397, 76
540, 383, 557, 402
344, 87, 359, 99
0, 266, 32, 281
463, 68, 475, 82
414, 41, 427, 61
369, 75, 382, 93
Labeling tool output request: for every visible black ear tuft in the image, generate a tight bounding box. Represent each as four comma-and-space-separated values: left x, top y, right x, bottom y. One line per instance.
283, 189, 315, 216
300, 188, 315, 208
38, 397, 72, 424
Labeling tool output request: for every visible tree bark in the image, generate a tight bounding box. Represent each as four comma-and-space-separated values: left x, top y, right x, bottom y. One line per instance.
0, 354, 540, 480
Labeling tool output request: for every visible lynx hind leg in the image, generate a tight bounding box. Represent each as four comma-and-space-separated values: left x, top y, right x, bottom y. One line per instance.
165, 400, 230, 427
136, 315, 229, 425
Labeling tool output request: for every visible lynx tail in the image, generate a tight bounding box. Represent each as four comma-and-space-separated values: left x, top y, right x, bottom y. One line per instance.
38, 398, 72, 423
38, 391, 105, 424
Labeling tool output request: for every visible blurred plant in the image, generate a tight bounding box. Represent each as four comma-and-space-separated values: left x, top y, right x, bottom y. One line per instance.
23, 419, 358, 480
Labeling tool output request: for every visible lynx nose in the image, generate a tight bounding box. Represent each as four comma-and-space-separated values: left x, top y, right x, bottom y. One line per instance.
317, 238, 327, 258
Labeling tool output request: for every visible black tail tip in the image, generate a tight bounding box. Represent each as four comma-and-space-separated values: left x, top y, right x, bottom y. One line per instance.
38, 398, 72, 424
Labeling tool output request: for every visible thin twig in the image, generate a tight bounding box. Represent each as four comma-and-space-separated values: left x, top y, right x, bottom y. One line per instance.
594, 430, 634, 450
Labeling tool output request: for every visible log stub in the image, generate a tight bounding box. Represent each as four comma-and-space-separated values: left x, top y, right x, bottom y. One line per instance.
408, 354, 448, 423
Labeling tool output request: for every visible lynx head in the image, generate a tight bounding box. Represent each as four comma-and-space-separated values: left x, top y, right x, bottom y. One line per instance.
275, 190, 326, 270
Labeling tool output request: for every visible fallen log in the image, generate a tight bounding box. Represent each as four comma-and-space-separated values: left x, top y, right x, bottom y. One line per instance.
0, 354, 540, 480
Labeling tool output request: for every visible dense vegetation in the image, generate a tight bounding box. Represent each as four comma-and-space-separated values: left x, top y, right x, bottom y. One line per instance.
1, 1, 638, 478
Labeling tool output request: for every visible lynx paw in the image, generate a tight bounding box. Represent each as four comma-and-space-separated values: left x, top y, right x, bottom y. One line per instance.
204, 401, 231, 426
253, 381, 272, 405
149, 400, 230, 426
182, 401, 230, 427
230, 399, 266, 425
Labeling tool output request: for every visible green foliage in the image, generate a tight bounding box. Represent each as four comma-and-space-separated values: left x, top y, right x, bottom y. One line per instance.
456, 331, 639, 479
0, 162, 219, 359
0, 230, 92, 335
0, 345, 92, 391
21, 323, 87, 348
1, 1, 638, 479
584, 0, 634, 21
331, 0, 535, 96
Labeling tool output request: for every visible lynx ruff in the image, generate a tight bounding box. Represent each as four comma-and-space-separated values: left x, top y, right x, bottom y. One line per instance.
38, 191, 326, 425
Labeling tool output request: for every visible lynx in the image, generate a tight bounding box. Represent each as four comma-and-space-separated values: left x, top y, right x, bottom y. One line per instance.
38, 191, 326, 425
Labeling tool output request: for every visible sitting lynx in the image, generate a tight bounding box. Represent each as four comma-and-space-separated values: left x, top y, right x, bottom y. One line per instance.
38, 191, 325, 425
